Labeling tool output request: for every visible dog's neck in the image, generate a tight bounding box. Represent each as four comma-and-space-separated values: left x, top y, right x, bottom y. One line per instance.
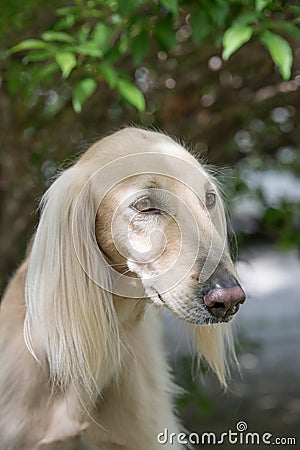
113, 294, 148, 327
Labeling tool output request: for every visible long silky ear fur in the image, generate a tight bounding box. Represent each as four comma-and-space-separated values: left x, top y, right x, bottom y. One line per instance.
24, 166, 120, 406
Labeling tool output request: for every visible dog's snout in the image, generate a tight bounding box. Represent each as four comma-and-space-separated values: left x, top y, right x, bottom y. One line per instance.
213, 274, 239, 290
204, 275, 246, 319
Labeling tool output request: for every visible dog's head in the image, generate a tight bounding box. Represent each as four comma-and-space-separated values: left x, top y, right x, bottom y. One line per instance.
91, 128, 245, 325
25, 127, 245, 398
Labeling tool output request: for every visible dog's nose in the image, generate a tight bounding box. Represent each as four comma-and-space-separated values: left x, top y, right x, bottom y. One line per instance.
204, 275, 246, 319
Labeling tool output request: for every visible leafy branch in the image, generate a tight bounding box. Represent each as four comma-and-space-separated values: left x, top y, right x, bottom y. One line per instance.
7, 0, 300, 112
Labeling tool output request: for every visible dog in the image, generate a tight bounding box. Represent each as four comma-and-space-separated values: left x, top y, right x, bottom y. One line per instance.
0, 128, 245, 449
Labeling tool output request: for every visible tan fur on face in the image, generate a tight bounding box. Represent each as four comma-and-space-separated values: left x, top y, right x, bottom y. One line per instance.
0, 128, 240, 449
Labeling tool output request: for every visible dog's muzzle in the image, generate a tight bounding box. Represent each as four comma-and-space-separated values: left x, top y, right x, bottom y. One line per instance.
204, 273, 246, 320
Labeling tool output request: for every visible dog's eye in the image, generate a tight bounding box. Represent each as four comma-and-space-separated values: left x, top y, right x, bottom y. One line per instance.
205, 191, 216, 208
131, 196, 160, 214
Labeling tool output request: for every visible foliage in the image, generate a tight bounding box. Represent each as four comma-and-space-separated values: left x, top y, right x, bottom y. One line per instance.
0, 0, 300, 293
174, 356, 213, 417
5, 0, 300, 112
0, 2, 299, 435
226, 107, 300, 252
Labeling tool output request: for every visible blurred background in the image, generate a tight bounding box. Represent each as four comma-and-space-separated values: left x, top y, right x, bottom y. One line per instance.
0, 0, 299, 447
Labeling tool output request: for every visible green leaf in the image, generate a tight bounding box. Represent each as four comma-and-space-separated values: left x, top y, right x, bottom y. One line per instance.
55, 14, 76, 31
159, 0, 179, 15
117, 0, 143, 16
260, 30, 292, 80
76, 42, 103, 57
117, 79, 145, 111
55, 52, 77, 78
155, 19, 177, 51
222, 24, 253, 60
10, 39, 48, 53
190, 9, 210, 46
92, 23, 113, 52
256, 0, 269, 12
209, 0, 229, 27
103, 47, 122, 64
56, 6, 77, 16
271, 21, 300, 41
119, 32, 129, 54
234, 12, 258, 26
77, 25, 91, 43
289, 5, 300, 16
130, 31, 150, 65
99, 62, 119, 88
38, 63, 59, 79
42, 31, 75, 44
72, 78, 97, 113
23, 50, 52, 63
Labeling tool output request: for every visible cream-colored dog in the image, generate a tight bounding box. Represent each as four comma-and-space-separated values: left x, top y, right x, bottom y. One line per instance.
0, 128, 245, 449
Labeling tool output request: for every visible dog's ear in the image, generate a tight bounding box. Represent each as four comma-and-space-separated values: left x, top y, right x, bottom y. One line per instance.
25, 166, 120, 404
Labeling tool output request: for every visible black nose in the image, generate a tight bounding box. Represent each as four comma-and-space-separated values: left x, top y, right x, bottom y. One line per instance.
204, 274, 246, 319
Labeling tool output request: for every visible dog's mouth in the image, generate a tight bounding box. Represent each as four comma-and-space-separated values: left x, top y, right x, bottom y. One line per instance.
178, 304, 234, 325
152, 282, 245, 325
178, 303, 237, 325
151, 290, 229, 325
